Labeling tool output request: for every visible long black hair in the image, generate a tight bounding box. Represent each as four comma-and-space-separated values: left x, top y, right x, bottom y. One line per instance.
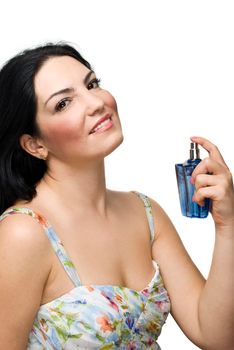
0, 42, 92, 214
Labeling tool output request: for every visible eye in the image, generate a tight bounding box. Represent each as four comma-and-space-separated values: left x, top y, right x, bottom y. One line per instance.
55, 98, 71, 112
87, 78, 101, 90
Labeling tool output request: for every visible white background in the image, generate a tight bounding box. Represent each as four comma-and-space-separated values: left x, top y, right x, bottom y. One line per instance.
1, 1, 233, 349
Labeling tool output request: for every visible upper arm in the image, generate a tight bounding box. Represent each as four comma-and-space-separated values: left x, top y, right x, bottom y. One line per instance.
0, 214, 52, 349
150, 198, 206, 348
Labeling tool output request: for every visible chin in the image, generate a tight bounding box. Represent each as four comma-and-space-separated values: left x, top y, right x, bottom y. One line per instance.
103, 132, 124, 158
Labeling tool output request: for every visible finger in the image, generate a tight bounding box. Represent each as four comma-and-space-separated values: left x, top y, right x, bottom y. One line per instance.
191, 157, 226, 182
193, 173, 217, 190
193, 186, 219, 206
190, 136, 228, 168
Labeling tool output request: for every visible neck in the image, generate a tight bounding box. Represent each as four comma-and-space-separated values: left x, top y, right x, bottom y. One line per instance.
38, 159, 108, 216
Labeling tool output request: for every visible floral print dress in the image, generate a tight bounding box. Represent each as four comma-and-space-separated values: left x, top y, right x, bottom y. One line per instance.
0, 191, 170, 349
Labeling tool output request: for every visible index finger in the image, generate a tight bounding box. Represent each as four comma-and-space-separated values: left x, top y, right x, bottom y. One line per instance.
190, 136, 228, 168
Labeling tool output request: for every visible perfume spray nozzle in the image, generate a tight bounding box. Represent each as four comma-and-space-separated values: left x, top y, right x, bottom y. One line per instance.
195, 143, 200, 159
189, 142, 200, 160
189, 142, 195, 160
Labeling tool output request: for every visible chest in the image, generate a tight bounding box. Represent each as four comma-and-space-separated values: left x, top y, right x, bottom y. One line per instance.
42, 211, 154, 304
55, 213, 152, 280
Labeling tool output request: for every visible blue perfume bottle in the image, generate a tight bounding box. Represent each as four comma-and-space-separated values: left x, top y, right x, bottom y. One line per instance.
175, 142, 210, 218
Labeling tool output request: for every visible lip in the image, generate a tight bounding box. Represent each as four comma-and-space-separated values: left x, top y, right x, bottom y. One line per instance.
89, 114, 112, 134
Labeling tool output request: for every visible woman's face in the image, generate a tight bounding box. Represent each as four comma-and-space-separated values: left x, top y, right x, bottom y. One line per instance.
34, 55, 123, 165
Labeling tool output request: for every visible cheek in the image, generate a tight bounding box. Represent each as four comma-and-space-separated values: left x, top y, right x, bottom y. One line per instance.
40, 118, 83, 149
103, 91, 118, 112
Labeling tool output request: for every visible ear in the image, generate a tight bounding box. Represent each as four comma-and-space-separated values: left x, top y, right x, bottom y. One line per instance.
20, 134, 48, 160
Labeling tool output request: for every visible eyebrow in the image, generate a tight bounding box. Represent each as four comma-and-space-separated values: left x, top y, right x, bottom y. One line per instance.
44, 70, 95, 106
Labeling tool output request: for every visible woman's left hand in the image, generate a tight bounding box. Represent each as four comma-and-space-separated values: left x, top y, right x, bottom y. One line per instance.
191, 136, 234, 230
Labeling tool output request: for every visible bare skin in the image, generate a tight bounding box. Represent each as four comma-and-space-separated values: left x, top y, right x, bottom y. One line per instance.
0, 56, 233, 349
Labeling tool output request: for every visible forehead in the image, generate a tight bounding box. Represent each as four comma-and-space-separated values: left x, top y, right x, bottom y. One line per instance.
34, 56, 90, 102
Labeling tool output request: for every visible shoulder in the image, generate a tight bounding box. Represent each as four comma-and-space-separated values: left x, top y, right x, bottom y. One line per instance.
0, 209, 53, 345
0, 207, 50, 241
111, 190, 169, 219
107, 189, 166, 232
107, 189, 161, 212
107, 189, 152, 214
147, 195, 176, 234
0, 208, 53, 276
124, 191, 179, 243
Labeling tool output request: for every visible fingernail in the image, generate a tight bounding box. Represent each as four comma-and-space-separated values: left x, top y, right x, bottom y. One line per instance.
190, 177, 195, 184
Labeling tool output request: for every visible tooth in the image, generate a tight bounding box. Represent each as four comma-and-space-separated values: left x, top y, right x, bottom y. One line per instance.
91, 118, 110, 133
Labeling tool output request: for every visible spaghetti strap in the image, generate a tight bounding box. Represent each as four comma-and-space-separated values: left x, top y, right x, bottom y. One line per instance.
0, 207, 82, 287
132, 191, 155, 243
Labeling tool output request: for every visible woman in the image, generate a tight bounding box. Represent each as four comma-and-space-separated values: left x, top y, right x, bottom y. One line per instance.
0, 43, 233, 350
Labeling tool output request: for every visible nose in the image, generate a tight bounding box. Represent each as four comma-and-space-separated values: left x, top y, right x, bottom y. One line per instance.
82, 89, 105, 116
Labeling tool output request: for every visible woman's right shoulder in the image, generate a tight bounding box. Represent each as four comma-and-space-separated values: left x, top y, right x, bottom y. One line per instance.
0, 207, 53, 268
0, 209, 53, 347
1, 206, 46, 235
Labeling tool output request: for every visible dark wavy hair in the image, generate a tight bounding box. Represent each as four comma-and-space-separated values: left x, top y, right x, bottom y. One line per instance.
0, 42, 92, 214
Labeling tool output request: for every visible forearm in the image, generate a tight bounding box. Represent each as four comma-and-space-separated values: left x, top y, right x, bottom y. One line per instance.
198, 225, 234, 350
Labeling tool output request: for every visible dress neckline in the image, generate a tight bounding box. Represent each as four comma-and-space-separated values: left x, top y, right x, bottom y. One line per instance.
40, 260, 159, 307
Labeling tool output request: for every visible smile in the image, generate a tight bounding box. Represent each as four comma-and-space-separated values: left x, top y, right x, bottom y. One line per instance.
89, 116, 113, 134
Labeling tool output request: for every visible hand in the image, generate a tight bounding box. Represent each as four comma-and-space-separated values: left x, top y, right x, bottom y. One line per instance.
191, 136, 234, 229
